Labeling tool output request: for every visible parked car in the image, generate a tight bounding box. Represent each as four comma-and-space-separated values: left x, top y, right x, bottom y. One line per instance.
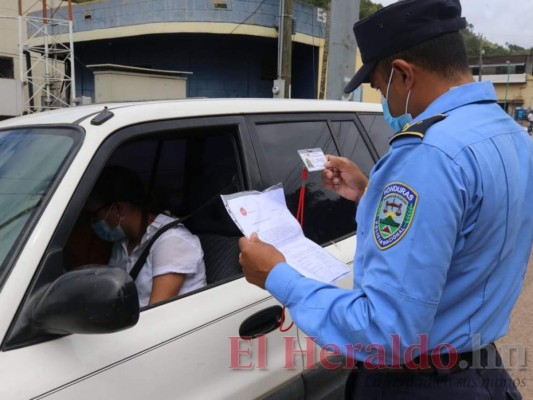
0, 99, 390, 399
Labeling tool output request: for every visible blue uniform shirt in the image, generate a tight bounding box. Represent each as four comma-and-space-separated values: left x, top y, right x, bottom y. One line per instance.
266, 82, 533, 363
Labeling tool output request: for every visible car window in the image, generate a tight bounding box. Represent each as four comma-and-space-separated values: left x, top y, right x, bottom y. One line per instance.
357, 113, 393, 158
66, 125, 245, 307
0, 127, 79, 282
4, 121, 249, 349
254, 118, 374, 245
330, 120, 375, 177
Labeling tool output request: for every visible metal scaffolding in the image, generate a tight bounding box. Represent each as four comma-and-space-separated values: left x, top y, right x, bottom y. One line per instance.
18, 0, 75, 113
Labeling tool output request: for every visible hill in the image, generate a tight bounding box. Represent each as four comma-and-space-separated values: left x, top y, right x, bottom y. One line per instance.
301, 0, 532, 57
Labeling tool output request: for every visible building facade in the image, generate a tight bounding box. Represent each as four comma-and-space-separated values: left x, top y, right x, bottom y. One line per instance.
470, 54, 533, 120
359, 53, 533, 116
0, 1, 23, 119
30, 0, 328, 102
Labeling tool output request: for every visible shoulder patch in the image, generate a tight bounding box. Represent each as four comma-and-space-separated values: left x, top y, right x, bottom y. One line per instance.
374, 182, 418, 250
389, 114, 446, 145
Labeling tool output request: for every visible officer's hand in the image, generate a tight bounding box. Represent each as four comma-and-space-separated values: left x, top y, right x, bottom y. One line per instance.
239, 232, 286, 289
322, 155, 368, 202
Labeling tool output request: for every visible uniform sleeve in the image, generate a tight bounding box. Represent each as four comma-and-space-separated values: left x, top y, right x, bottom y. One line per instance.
266, 144, 469, 363
150, 230, 204, 277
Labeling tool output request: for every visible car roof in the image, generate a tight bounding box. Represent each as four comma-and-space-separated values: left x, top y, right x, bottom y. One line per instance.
0, 98, 382, 128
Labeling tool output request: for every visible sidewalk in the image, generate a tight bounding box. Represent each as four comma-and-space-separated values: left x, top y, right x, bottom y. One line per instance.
497, 250, 533, 398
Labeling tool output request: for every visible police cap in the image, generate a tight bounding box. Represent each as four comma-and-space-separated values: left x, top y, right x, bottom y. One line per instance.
344, 0, 466, 93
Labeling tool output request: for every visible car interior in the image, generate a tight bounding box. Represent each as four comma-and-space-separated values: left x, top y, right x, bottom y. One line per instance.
64, 126, 246, 304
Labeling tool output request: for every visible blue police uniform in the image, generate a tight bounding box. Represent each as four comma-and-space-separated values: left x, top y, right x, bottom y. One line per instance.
258, 0, 531, 396
266, 81, 533, 373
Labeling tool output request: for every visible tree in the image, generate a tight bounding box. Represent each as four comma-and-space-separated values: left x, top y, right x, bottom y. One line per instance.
300, 0, 531, 56
360, 0, 383, 19
461, 21, 531, 57
301, 0, 383, 18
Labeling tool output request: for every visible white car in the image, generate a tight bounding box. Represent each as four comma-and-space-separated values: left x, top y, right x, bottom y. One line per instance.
0, 99, 388, 400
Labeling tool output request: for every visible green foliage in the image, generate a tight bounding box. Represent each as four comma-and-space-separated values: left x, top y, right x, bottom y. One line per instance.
360, 0, 383, 19
299, 0, 531, 56
300, 0, 330, 9
299, 0, 382, 17
461, 23, 532, 58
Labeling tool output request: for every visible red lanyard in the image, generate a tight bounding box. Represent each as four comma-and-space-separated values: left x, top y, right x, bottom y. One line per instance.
279, 167, 308, 332
296, 167, 308, 227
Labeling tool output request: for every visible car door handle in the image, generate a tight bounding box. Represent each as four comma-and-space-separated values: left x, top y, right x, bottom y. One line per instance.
239, 305, 283, 339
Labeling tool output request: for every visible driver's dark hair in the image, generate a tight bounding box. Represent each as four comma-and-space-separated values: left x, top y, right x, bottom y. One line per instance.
376, 32, 470, 80
91, 165, 162, 234
91, 165, 146, 208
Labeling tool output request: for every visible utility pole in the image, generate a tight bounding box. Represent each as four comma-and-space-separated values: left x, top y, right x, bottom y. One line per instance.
326, 0, 360, 100
317, 7, 330, 99
504, 60, 510, 113
274, 0, 293, 98
477, 33, 483, 82
281, 0, 293, 98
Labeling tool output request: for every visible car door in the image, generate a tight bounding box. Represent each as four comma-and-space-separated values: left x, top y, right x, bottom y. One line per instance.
0, 115, 305, 400
247, 112, 382, 399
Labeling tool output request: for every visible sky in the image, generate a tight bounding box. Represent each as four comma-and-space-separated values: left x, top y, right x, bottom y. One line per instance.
376, 0, 533, 49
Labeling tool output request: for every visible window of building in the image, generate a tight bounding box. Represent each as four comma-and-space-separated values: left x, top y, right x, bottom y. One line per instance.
0, 57, 14, 79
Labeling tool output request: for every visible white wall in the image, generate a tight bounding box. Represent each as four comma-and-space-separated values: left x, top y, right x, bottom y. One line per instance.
0, 78, 22, 116
0, 0, 53, 116
93, 70, 187, 102
0, 1, 20, 79
0, 1, 22, 116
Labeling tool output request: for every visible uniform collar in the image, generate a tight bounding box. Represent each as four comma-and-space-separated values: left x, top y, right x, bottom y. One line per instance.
414, 81, 497, 123
117, 213, 175, 255
145, 213, 174, 238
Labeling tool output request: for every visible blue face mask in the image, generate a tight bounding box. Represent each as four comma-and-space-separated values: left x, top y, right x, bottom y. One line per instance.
91, 219, 127, 242
90, 205, 127, 242
382, 68, 413, 133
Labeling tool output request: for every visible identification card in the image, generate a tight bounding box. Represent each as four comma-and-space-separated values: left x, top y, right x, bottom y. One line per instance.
297, 148, 327, 172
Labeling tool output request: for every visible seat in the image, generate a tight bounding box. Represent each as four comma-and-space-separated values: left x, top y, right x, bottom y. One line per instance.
185, 195, 243, 284
183, 135, 244, 284
197, 233, 241, 284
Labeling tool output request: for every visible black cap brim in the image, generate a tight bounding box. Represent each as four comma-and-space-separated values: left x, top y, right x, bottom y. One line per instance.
344, 60, 377, 94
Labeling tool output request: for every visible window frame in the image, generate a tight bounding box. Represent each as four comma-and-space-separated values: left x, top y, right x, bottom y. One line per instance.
355, 111, 393, 159
0, 56, 14, 79
246, 112, 379, 245
3, 115, 256, 349
246, 112, 379, 184
0, 124, 84, 293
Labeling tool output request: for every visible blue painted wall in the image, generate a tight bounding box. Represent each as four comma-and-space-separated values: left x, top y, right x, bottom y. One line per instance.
58, 0, 325, 100
67, 0, 324, 39
74, 33, 320, 99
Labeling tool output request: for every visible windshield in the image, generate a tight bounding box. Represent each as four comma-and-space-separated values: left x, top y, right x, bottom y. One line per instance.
0, 127, 81, 279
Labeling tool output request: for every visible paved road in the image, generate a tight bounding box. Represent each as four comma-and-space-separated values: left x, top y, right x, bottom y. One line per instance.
497, 250, 533, 398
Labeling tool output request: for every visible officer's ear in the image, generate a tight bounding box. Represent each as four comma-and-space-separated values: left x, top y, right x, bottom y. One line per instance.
391, 59, 415, 90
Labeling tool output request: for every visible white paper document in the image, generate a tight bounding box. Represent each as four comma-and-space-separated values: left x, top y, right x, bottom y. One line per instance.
221, 184, 350, 283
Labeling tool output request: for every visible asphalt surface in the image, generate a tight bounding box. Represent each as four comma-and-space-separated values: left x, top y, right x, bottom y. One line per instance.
497, 250, 533, 398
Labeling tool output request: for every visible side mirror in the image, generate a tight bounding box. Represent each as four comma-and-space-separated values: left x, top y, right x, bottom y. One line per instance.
32, 266, 139, 335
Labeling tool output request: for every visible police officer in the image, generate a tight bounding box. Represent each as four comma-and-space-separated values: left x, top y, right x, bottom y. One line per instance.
239, 0, 533, 398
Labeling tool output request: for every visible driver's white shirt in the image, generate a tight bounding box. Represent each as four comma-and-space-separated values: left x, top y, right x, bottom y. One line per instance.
109, 214, 206, 307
